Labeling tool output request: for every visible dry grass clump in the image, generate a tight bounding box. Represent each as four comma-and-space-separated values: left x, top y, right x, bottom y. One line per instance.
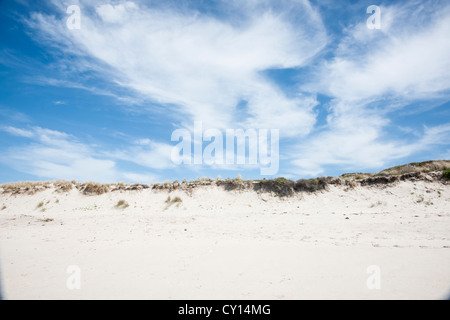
164, 196, 183, 209
115, 200, 129, 209
110, 183, 149, 192
0, 181, 51, 195
78, 182, 110, 195
36, 201, 47, 212
172, 196, 182, 203
165, 196, 182, 203
153, 177, 216, 191
53, 180, 74, 193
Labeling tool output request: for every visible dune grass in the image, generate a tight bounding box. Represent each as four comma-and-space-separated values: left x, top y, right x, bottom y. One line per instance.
115, 200, 129, 209
79, 182, 110, 195
0, 160, 448, 198
380, 160, 450, 176
165, 196, 182, 209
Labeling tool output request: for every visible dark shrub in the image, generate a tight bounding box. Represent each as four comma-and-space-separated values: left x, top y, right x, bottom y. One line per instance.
294, 177, 329, 192
443, 170, 450, 180
254, 178, 295, 197
360, 176, 399, 186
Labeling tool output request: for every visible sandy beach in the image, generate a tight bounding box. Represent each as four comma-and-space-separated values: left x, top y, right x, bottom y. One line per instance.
1, 0, 450, 304
1, 178, 449, 300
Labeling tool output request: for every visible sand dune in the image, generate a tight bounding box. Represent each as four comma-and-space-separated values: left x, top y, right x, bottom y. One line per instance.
0, 176, 450, 299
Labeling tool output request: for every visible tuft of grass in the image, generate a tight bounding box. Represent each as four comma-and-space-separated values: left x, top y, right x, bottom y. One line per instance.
1, 205, 6, 211
79, 182, 110, 195
36, 201, 44, 209
54, 180, 73, 193
164, 196, 182, 209
370, 201, 384, 208
115, 200, 129, 209
172, 196, 182, 203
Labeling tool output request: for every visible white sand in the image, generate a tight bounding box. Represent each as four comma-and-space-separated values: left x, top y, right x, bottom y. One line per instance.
0, 180, 449, 300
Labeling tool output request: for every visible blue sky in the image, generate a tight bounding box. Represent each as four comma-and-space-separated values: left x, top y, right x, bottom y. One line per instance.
0, 0, 449, 183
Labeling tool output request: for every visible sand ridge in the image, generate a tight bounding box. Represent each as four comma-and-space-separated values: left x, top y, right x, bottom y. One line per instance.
0, 179, 449, 299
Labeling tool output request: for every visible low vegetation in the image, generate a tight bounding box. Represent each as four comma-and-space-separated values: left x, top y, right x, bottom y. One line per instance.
380, 160, 450, 176
0, 181, 52, 195
220, 177, 253, 191
115, 200, 129, 209
294, 177, 331, 193
0, 160, 448, 198
78, 182, 110, 195
255, 178, 295, 197
165, 196, 183, 209
443, 169, 450, 180
370, 201, 384, 208
54, 180, 74, 192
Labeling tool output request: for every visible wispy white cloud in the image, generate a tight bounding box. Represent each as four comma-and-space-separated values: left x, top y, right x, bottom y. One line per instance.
0, 108, 31, 123
6, 0, 449, 180
308, 2, 450, 102
2, 127, 117, 182
0, 126, 173, 182
106, 139, 175, 170
27, 0, 327, 137
23, 76, 144, 105
1, 126, 34, 138
288, 1, 450, 176
291, 115, 450, 176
